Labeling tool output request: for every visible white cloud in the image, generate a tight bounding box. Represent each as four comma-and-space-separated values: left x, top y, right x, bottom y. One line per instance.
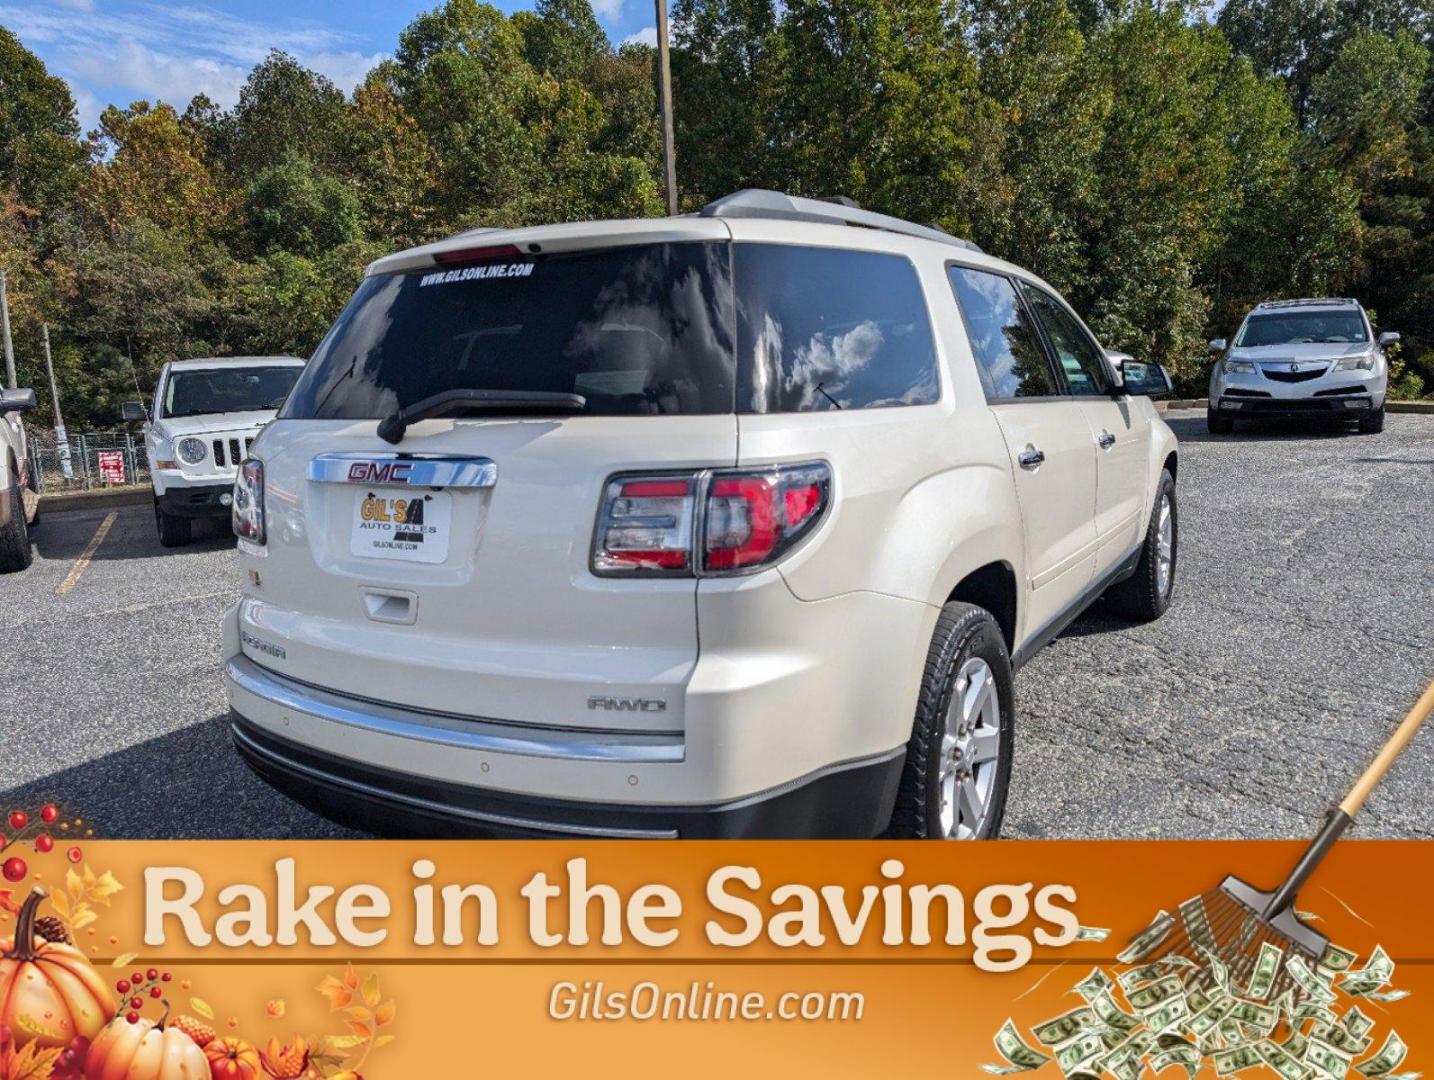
591, 0, 624, 21
621, 26, 658, 47
0, 2, 387, 130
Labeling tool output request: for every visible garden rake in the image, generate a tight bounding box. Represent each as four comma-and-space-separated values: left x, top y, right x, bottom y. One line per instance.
1132, 678, 1434, 1003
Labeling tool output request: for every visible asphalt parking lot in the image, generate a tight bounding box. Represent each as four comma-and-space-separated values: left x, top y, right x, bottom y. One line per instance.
1, 410, 1430, 840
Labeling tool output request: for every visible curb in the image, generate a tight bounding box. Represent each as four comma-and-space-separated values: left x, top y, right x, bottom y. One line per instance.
40, 486, 152, 513
1159, 398, 1434, 414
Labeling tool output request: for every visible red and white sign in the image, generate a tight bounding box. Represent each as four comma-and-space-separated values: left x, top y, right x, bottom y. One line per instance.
97, 450, 126, 485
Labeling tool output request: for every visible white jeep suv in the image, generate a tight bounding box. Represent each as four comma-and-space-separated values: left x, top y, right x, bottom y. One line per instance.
124, 356, 305, 546
0, 387, 39, 573
222, 191, 1180, 839
1207, 298, 1398, 434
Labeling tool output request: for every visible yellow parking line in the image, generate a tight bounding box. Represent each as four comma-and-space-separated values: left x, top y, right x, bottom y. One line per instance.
56, 511, 117, 596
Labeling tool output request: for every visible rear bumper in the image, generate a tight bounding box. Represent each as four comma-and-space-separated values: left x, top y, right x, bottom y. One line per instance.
231, 712, 903, 838
156, 483, 234, 519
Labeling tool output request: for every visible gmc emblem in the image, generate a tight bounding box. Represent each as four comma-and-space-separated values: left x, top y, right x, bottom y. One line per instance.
587, 696, 667, 713
348, 461, 413, 484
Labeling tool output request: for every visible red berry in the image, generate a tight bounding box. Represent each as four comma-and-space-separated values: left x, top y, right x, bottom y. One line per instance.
35, 834, 53, 853
146, 968, 158, 981
8, 811, 26, 831
161, 972, 172, 982
149, 986, 162, 999
2, 857, 26, 882
66, 846, 82, 864
40, 805, 58, 824
126, 1012, 139, 1025
116, 980, 130, 994
129, 997, 143, 1010
131, 972, 143, 985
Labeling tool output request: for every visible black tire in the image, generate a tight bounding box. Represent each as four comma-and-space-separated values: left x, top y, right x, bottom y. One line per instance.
1357, 406, 1385, 434
0, 483, 33, 573
888, 602, 1015, 840
1207, 408, 1235, 434
1105, 469, 1177, 622
155, 498, 192, 547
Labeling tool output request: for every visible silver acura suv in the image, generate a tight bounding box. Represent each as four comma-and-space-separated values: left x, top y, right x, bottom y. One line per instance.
1207, 298, 1399, 434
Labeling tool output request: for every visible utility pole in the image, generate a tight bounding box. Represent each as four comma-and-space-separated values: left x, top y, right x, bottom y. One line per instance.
42, 324, 73, 481
655, 0, 678, 216
0, 269, 15, 390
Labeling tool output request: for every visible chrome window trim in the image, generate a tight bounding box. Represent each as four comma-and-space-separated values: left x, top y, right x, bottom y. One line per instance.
307, 452, 498, 488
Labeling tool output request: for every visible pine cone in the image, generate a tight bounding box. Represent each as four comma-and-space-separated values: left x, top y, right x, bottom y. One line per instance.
33, 915, 70, 944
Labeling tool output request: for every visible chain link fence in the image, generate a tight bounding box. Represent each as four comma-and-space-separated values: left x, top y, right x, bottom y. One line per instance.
25, 428, 150, 492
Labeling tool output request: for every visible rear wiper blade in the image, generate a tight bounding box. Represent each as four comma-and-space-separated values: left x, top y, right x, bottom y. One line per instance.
377, 388, 586, 444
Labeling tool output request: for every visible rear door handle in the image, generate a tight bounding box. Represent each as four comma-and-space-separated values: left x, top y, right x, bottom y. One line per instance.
1098, 430, 1116, 449
1017, 448, 1045, 470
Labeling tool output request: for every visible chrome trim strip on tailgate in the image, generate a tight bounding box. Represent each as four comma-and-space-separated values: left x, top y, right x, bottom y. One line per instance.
225, 655, 685, 763
230, 722, 678, 839
308, 452, 498, 488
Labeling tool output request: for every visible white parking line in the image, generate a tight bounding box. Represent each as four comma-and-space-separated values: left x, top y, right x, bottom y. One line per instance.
55, 511, 117, 596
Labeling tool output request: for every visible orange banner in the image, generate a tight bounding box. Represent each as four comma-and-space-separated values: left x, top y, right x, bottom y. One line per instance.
1, 840, 1428, 1077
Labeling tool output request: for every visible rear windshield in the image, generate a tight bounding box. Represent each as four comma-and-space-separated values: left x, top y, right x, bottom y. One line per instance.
163, 366, 301, 418
282, 243, 736, 419
1235, 310, 1368, 347
281, 241, 939, 420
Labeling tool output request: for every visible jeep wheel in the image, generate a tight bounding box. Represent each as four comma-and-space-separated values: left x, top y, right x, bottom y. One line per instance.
0, 483, 33, 573
1207, 408, 1235, 434
1357, 406, 1385, 435
155, 499, 192, 547
888, 602, 1014, 839
1105, 469, 1177, 622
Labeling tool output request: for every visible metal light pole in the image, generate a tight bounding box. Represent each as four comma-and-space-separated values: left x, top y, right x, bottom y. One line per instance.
655, 0, 678, 215
0, 269, 15, 390
41, 323, 73, 481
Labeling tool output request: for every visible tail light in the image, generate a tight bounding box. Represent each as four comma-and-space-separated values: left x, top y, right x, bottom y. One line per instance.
233, 458, 266, 545
592, 463, 830, 577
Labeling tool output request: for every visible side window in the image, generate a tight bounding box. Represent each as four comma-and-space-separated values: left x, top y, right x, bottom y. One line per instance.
947, 266, 1058, 399
734, 245, 939, 412
1021, 286, 1111, 396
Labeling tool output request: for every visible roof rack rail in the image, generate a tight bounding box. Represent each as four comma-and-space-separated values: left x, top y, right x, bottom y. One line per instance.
699, 189, 983, 253
1255, 297, 1359, 309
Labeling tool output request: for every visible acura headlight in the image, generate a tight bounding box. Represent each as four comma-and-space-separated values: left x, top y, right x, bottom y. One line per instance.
1224, 359, 1255, 374
1335, 354, 1377, 372
177, 437, 207, 465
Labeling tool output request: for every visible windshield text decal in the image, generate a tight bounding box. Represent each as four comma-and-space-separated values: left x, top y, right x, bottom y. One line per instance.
419, 263, 535, 287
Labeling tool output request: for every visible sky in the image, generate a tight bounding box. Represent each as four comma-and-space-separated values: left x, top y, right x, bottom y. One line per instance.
3, 0, 664, 134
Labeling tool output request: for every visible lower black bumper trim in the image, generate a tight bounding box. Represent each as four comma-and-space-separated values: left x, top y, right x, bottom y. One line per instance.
156, 484, 234, 519
231, 715, 905, 839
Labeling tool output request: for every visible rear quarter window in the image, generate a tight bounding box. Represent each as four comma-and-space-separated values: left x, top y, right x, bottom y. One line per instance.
734, 245, 940, 413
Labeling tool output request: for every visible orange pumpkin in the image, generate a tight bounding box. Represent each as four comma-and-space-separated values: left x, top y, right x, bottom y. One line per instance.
0, 887, 115, 1050
84, 1015, 208, 1080
204, 1036, 260, 1080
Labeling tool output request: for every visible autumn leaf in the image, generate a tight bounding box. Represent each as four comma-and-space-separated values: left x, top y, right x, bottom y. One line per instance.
360, 972, 380, 1008
111, 952, 138, 968
190, 997, 215, 1020
373, 1000, 395, 1027
87, 870, 124, 905
265, 999, 285, 1019
342, 1006, 371, 1025
71, 908, 98, 931
0, 891, 19, 917
321, 1035, 365, 1053
344, 1020, 371, 1040
65, 869, 83, 905
342, 963, 359, 990
316, 975, 353, 1011
373, 1034, 396, 1049
2, 1041, 63, 1080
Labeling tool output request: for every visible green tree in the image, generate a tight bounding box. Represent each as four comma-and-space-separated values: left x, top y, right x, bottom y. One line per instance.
0, 27, 86, 219
216, 51, 349, 176
247, 152, 364, 257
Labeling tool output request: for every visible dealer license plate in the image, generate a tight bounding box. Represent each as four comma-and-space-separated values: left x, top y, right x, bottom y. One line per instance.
350, 490, 452, 564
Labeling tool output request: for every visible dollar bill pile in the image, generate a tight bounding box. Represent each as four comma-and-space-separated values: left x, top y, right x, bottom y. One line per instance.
983, 907, 1417, 1080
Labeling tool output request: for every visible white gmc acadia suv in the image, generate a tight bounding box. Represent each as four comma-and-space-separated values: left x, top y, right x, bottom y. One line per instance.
222, 190, 1180, 839
123, 356, 305, 546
